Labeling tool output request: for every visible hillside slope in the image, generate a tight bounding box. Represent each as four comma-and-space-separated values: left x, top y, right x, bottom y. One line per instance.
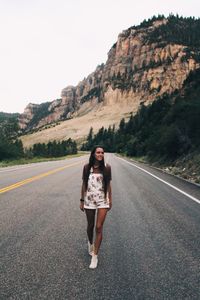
20, 100, 133, 148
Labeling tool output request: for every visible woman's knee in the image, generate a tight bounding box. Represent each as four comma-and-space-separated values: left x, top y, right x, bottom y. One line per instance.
96, 224, 103, 234
87, 223, 95, 231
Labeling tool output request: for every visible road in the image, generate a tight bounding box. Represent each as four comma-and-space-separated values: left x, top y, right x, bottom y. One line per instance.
0, 154, 200, 299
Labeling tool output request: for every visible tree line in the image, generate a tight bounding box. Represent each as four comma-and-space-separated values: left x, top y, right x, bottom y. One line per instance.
0, 136, 77, 161
27, 139, 77, 158
147, 14, 200, 47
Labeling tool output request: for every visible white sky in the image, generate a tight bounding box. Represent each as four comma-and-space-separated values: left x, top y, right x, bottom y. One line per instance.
0, 0, 200, 113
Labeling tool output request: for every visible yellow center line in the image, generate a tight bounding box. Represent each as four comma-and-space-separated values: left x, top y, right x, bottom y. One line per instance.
0, 160, 85, 195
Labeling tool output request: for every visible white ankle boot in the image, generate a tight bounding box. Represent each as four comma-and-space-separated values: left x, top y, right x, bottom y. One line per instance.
88, 241, 94, 256
89, 253, 98, 269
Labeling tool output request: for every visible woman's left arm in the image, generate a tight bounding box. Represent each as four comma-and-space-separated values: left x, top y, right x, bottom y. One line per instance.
108, 181, 112, 210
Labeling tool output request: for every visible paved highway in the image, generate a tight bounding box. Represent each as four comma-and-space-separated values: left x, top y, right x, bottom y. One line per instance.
0, 154, 200, 299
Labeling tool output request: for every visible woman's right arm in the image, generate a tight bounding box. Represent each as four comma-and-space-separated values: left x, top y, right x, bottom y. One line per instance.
80, 164, 87, 211
80, 181, 85, 212
80, 164, 88, 211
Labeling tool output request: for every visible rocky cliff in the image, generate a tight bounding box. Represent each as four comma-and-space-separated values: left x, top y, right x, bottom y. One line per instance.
18, 15, 200, 132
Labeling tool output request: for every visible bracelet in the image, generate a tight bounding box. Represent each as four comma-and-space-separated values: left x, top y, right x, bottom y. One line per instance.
80, 198, 84, 202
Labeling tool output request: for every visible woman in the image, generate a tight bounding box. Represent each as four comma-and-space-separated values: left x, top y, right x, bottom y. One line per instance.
80, 145, 112, 269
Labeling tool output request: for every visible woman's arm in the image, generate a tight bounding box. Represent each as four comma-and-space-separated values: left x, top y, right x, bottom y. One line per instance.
80, 165, 87, 212
107, 181, 112, 210
81, 181, 86, 200
80, 180, 86, 212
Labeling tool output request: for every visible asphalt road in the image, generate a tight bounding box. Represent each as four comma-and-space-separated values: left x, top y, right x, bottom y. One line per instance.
0, 154, 200, 300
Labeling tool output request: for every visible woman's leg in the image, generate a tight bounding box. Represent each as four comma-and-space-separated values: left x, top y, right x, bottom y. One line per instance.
94, 208, 108, 255
85, 209, 96, 244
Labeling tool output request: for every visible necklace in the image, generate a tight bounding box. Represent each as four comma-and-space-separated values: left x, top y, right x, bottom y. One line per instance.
93, 165, 99, 169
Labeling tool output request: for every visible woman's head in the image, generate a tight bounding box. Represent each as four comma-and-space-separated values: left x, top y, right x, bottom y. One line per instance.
85, 145, 108, 195
89, 145, 105, 167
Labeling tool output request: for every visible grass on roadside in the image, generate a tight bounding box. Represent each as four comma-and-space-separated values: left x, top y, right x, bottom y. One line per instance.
116, 152, 200, 184
0, 152, 88, 168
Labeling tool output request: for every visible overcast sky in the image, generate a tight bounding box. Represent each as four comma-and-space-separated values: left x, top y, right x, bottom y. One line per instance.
0, 0, 200, 113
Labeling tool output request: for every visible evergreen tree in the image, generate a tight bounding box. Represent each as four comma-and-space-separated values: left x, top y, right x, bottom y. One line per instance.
87, 127, 94, 149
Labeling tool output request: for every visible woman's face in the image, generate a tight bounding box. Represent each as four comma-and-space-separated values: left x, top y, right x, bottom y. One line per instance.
94, 147, 104, 162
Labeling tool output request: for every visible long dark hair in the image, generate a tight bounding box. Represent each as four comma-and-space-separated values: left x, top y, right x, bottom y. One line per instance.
85, 145, 109, 195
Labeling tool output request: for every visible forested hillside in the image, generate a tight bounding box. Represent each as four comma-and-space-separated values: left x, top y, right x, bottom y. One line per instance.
82, 69, 200, 182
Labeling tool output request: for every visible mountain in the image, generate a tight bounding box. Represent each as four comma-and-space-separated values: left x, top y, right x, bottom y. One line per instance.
19, 15, 200, 147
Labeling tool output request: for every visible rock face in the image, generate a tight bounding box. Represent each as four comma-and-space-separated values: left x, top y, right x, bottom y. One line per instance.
18, 16, 200, 131
18, 103, 40, 130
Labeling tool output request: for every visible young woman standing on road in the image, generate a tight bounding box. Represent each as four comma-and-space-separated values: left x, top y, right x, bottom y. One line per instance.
80, 146, 112, 269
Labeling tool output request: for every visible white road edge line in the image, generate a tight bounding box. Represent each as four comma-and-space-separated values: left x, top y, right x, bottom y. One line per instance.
117, 156, 200, 205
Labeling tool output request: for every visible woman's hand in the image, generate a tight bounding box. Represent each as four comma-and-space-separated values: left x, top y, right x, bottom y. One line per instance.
80, 201, 84, 212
